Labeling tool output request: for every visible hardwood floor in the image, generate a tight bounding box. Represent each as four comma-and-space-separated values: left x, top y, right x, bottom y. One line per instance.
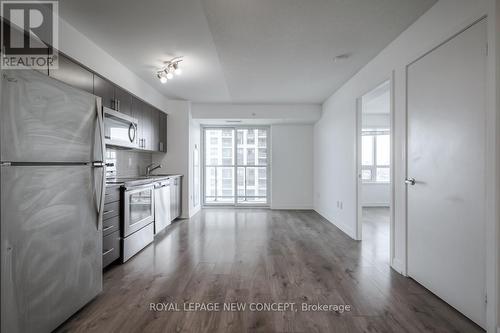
56, 209, 484, 333
361, 207, 390, 266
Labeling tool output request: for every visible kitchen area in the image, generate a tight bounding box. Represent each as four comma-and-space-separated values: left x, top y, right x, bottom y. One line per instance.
59, 52, 185, 268
0, 22, 184, 333
104, 170, 182, 267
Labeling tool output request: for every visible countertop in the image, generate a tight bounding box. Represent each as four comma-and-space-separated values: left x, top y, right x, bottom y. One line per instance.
105, 174, 182, 187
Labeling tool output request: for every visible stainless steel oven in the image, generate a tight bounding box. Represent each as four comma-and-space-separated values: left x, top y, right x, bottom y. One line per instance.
122, 183, 155, 262
103, 107, 138, 149
123, 184, 154, 237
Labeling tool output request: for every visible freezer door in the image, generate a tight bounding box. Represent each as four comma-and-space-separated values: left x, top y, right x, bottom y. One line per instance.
1, 165, 102, 333
1, 69, 102, 163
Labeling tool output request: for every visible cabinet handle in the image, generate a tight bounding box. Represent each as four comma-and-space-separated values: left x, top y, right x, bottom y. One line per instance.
103, 248, 114, 256
103, 225, 114, 232
103, 210, 114, 215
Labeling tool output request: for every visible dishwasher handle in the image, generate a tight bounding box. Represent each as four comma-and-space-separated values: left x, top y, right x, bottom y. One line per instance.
154, 181, 170, 188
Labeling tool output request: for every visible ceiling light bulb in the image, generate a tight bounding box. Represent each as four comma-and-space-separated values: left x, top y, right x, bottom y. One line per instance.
173, 62, 182, 75
166, 72, 174, 79
160, 76, 167, 84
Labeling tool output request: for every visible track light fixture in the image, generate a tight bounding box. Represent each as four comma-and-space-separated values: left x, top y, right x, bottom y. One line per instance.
156, 56, 183, 84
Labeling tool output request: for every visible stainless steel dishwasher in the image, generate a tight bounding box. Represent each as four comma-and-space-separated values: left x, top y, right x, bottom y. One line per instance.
154, 180, 171, 235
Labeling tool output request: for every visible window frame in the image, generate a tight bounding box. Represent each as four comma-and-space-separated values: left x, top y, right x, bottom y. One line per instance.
361, 129, 390, 183
202, 125, 271, 207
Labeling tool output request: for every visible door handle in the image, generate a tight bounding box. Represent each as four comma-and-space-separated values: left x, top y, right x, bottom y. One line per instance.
405, 178, 416, 185
93, 98, 106, 231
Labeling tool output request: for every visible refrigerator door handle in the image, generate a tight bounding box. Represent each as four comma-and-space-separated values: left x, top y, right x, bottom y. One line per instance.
93, 97, 106, 230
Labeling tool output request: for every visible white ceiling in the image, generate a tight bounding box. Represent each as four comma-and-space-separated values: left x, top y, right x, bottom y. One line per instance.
59, 0, 436, 104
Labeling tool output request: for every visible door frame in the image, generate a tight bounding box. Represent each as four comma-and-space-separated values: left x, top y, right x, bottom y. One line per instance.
355, 75, 396, 268
201, 125, 271, 208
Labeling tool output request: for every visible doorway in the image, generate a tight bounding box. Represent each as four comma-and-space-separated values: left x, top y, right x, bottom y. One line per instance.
356, 80, 393, 266
202, 126, 270, 206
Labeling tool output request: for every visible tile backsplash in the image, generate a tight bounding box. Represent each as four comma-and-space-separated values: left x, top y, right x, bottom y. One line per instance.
106, 148, 152, 178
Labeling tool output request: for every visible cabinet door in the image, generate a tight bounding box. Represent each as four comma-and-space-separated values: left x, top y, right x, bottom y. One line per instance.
114, 86, 132, 116
151, 108, 160, 151
93, 75, 115, 109
143, 104, 153, 150
49, 54, 93, 94
159, 112, 167, 152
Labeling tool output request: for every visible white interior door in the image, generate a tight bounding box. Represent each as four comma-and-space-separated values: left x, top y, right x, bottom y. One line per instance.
407, 19, 487, 328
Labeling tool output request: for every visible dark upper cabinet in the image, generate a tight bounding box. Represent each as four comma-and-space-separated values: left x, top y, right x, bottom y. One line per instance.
114, 86, 132, 116
49, 54, 93, 94
132, 97, 152, 151
93, 75, 115, 109
151, 108, 160, 151
158, 111, 167, 153
143, 104, 153, 151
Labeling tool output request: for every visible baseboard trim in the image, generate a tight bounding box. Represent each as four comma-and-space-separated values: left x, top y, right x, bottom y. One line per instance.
314, 209, 356, 240
189, 205, 201, 218
271, 205, 314, 210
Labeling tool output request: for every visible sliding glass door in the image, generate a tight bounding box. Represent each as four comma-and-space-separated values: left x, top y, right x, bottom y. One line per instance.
203, 127, 269, 206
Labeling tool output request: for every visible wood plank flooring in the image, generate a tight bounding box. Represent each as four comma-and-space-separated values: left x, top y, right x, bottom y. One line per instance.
56, 209, 484, 333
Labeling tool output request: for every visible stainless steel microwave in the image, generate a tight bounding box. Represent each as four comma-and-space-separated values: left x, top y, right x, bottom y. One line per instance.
103, 107, 138, 149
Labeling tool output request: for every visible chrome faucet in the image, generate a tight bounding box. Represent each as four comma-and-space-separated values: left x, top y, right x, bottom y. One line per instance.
146, 163, 162, 176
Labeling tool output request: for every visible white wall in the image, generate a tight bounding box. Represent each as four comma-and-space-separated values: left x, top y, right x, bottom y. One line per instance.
488, 0, 500, 328
152, 100, 191, 218
361, 184, 390, 207
271, 125, 314, 209
188, 117, 201, 217
314, 0, 491, 274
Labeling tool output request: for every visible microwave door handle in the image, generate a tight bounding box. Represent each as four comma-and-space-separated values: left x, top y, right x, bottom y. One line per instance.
129, 123, 137, 143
